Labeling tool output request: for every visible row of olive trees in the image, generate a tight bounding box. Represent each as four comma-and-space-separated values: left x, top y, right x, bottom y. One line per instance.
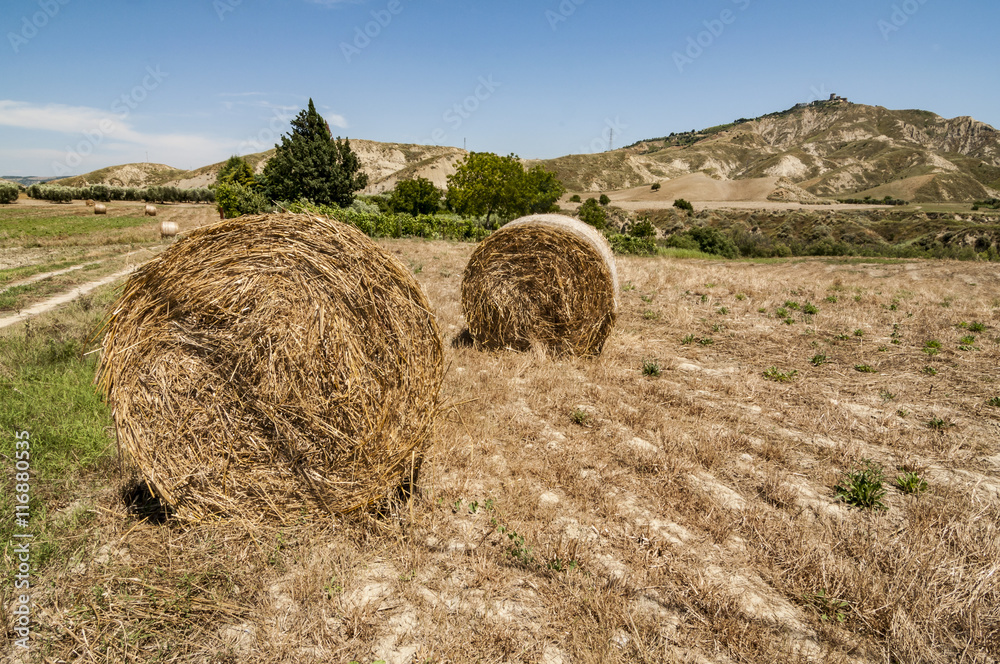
25, 184, 215, 204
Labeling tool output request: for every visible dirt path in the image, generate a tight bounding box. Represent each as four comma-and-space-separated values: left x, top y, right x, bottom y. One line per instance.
0, 248, 153, 296
0, 265, 137, 330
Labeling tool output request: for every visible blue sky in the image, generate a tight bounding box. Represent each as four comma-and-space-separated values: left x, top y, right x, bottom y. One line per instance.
1, 0, 996, 176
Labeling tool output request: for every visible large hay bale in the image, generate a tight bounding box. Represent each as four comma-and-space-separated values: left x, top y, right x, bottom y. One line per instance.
94, 203, 107, 215
461, 213, 618, 355
145, 204, 157, 217
97, 212, 444, 521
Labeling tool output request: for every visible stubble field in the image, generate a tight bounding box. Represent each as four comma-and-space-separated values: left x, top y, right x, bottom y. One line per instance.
1, 202, 999, 663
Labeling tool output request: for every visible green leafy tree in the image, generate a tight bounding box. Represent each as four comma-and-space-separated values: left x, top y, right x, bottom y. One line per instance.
523, 165, 565, 214
446, 152, 525, 227
446, 152, 565, 227
388, 177, 442, 216
216, 155, 258, 189
577, 198, 607, 229
261, 99, 368, 207
599, 194, 610, 206
651, 183, 661, 191
674, 198, 694, 213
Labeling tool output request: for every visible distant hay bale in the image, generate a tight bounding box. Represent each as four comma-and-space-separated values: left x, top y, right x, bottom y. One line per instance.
145, 204, 157, 217
159, 221, 177, 239
461, 213, 618, 355
94, 203, 107, 215
96, 212, 444, 521
85, 199, 95, 207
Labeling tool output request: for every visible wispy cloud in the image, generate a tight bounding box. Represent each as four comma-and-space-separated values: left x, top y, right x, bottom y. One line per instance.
0, 100, 234, 172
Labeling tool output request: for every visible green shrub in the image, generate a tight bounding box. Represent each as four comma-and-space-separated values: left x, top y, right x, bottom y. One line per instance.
673, 198, 694, 212
608, 234, 656, 255
686, 226, 738, 258
577, 198, 607, 229
569, 194, 581, 203
0, 183, 18, 204
216, 182, 272, 218
650, 183, 661, 191
629, 219, 656, 238
598, 194, 610, 206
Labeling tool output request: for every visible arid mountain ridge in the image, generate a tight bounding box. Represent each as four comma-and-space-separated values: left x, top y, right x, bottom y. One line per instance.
50, 100, 1000, 203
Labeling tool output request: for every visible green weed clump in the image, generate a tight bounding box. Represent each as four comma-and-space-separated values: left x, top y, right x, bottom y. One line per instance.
763, 366, 797, 382
895, 471, 928, 495
834, 459, 887, 510
642, 360, 661, 377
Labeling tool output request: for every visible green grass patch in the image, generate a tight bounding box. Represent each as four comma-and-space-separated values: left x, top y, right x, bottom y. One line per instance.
0, 214, 148, 243
0, 291, 118, 570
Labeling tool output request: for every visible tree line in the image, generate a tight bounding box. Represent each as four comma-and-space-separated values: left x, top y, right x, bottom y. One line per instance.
24, 184, 215, 204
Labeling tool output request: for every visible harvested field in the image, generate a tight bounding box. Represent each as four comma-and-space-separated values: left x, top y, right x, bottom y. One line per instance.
1, 218, 999, 662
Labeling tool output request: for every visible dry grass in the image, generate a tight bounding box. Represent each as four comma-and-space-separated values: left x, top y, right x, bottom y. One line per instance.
3, 227, 999, 662
461, 214, 617, 356
95, 213, 444, 521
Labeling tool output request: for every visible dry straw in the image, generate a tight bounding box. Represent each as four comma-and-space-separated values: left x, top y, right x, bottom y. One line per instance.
145, 204, 157, 217
158, 221, 177, 239
96, 212, 444, 522
461, 213, 618, 355
94, 203, 107, 215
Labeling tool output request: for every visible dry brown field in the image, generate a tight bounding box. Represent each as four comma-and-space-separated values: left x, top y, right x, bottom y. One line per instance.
1, 203, 999, 663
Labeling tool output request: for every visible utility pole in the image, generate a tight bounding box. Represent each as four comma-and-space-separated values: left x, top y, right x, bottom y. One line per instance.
609, 127, 614, 152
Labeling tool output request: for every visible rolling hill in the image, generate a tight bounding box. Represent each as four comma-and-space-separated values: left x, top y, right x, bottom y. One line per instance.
536, 100, 1000, 202
50, 100, 1000, 203
51, 141, 466, 195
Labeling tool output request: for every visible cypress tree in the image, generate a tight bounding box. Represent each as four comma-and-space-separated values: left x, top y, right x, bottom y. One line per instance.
261, 99, 368, 207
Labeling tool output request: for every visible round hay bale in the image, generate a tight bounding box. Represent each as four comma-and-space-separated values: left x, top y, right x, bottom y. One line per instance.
94, 203, 107, 215
97, 212, 444, 521
145, 204, 157, 217
159, 221, 177, 239
461, 213, 618, 355
85, 199, 95, 207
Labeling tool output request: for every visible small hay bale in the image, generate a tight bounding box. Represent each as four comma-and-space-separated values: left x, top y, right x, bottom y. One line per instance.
159, 221, 177, 239
94, 203, 107, 215
85, 199, 95, 207
97, 212, 444, 521
461, 213, 618, 355
145, 204, 157, 217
